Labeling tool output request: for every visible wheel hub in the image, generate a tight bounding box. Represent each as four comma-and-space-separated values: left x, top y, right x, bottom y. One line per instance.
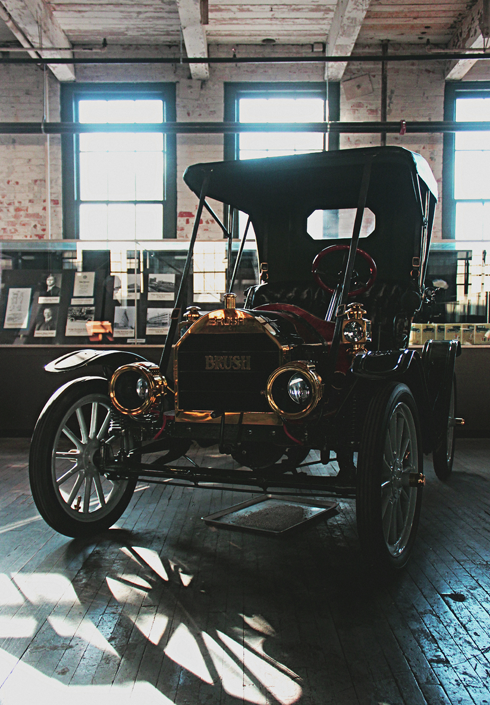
81, 438, 101, 475
390, 456, 404, 501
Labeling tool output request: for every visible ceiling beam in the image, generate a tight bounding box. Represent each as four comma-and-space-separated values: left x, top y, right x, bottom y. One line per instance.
446, 0, 484, 80
176, 0, 209, 81
325, 0, 371, 82
0, 0, 74, 81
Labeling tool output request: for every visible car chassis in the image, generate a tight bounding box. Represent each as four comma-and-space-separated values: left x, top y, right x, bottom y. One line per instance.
29, 146, 461, 569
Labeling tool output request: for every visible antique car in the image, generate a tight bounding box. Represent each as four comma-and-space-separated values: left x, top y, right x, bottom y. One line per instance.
29, 146, 460, 570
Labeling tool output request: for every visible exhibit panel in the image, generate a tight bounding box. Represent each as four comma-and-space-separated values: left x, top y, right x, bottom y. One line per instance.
0, 239, 260, 347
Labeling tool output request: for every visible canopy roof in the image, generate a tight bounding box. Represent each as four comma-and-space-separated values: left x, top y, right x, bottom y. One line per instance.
184, 147, 438, 285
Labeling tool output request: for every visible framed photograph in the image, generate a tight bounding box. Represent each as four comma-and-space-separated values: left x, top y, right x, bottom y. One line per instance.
4, 288, 31, 329
148, 273, 175, 301
38, 273, 62, 305
65, 306, 95, 337
146, 308, 172, 335
113, 306, 136, 337
34, 305, 58, 338
73, 272, 95, 301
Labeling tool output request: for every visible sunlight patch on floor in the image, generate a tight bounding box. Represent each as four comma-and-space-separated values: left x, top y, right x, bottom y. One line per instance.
48, 614, 119, 655
164, 623, 214, 684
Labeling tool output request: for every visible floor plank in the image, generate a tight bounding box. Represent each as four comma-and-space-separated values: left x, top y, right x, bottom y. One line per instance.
0, 437, 489, 704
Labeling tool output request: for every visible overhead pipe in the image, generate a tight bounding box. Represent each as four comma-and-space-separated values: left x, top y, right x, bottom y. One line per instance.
1, 120, 490, 135
380, 41, 388, 147
1, 51, 490, 65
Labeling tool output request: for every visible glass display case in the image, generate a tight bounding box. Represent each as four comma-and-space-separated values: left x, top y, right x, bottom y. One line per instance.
0, 239, 260, 347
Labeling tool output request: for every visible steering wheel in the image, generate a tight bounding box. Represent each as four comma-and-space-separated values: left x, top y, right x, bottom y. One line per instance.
312, 244, 377, 297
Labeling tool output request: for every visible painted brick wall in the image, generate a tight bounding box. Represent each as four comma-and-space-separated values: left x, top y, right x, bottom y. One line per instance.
0, 44, 488, 243
0, 65, 61, 239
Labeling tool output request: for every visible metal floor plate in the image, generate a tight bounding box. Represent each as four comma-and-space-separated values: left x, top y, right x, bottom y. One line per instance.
203, 494, 338, 535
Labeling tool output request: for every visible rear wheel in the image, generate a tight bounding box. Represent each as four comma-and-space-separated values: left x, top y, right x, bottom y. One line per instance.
356, 383, 423, 570
432, 375, 457, 481
29, 378, 137, 538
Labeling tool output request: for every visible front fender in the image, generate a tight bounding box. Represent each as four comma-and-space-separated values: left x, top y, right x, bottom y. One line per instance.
34, 376, 108, 432
45, 349, 149, 374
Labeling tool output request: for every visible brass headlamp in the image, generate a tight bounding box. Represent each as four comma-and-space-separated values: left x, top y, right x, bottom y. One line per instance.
266, 361, 323, 420
109, 361, 168, 416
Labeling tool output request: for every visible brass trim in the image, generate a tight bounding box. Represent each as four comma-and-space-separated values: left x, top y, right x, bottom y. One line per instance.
341, 302, 372, 354
109, 361, 168, 416
175, 410, 282, 426
173, 308, 291, 418
266, 361, 323, 420
409, 472, 426, 487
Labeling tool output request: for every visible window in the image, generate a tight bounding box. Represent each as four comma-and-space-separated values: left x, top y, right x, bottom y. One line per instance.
61, 83, 176, 240
443, 82, 490, 241
225, 82, 339, 161
224, 82, 339, 241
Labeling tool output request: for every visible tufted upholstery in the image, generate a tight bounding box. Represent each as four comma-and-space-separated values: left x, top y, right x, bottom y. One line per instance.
246, 278, 421, 349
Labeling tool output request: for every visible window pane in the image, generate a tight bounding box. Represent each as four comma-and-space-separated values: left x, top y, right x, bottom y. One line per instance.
107, 153, 136, 200
135, 152, 163, 199
456, 98, 490, 122
108, 204, 136, 240
79, 204, 108, 239
106, 100, 137, 123
79, 100, 108, 123
455, 151, 490, 199
455, 202, 484, 240
80, 153, 108, 200
134, 100, 163, 123
455, 131, 490, 151
307, 208, 375, 239
136, 204, 163, 238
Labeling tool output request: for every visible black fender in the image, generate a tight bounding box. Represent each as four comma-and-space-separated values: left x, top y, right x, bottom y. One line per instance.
422, 339, 461, 447
33, 375, 108, 432
44, 349, 149, 375
352, 349, 433, 453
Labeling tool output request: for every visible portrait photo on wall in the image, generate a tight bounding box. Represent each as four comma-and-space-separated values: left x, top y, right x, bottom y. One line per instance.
38, 273, 62, 304
65, 306, 95, 337
34, 305, 58, 338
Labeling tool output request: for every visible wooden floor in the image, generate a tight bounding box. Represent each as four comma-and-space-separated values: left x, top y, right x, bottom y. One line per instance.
0, 439, 489, 705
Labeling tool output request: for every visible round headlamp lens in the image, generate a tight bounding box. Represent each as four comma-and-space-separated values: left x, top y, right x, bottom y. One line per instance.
287, 374, 312, 404
136, 377, 150, 400
343, 320, 364, 343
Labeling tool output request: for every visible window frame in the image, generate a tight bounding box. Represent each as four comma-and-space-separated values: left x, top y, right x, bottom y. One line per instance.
443, 81, 490, 240
61, 82, 177, 240
223, 81, 340, 161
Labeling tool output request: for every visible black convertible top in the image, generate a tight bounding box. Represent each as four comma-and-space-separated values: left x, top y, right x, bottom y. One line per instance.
183, 147, 438, 285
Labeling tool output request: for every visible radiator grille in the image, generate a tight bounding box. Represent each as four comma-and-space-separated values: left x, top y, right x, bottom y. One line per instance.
177, 333, 281, 412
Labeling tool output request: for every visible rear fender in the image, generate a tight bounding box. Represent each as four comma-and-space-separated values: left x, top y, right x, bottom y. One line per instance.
422, 339, 461, 446
352, 349, 433, 453
45, 349, 149, 375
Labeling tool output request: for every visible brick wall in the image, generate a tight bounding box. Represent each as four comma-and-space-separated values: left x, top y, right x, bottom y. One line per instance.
0, 46, 488, 242
0, 65, 61, 239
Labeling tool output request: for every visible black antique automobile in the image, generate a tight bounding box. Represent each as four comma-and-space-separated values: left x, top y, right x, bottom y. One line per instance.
29, 146, 460, 570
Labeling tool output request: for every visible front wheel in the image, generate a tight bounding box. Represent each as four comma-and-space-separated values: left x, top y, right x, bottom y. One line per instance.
29, 378, 137, 538
356, 383, 423, 570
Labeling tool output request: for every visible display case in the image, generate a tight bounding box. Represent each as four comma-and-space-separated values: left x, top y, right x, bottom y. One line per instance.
0, 239, 260, 347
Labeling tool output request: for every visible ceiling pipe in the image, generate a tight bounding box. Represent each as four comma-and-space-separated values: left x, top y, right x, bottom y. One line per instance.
0, 51, 490, 65
1, 120, 490, 134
